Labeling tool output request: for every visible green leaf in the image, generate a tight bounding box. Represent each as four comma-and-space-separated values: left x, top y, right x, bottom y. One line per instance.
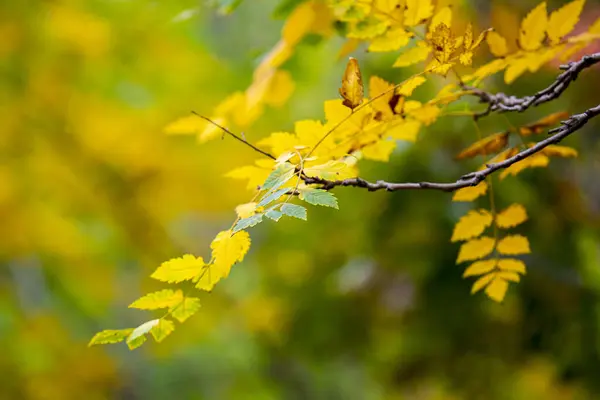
171, 297, 202, 323
150, 319, 175, 343
262, 162, 295, 191
127, 319, 159, 350
258, 187, 290, 207
265, 209, 283, 222
299, 188, 339, 209
128, 289, 183, 310
281, 203, 307, 220
88, 329, 133, 346
232, 213, 264, 233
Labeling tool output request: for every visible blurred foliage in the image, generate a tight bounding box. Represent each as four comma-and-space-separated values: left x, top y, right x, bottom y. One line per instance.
1, 0, 600, 399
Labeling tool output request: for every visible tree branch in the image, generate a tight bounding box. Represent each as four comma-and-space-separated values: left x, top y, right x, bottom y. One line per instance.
466, 52, 600, 119
303, 104, 600, 192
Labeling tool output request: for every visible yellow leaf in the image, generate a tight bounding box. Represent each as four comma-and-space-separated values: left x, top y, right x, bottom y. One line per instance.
150, 319, 175, 343
456, 132, 509, 160
404, 0, 433, 26
500, 153, 549, 179
338, 38, 361, 59
463, 259, 497, 277
282, 1, 315, 46
497, 271, 521, 282
151, 255, 205, 283
226, 163, 272, 191
541, 145, 578, 158
504, 56, 531, 84
466, 58, 508, 83
497, 234, 531, 255
304, 160, 354, 180
171, 297, 201, 323
211, 230, 251, 279
368, 26, 412, 52
471, 272, 495, 293
496, 204, 528, 229
263, 70, 295, 107
456, 236, 496, 263
519, 2, 548, 51
498, 259, 527, 274
487, 31, 508, 56
408, 104, 440, 126
127, 320, 159, 350
89, 329, 134, 346
452, 181, 488, 202
362, 140, 396, 162
397, 76, 426, 96
519, 111, 569, 135
485, 276, 509, 302
164, 115, 206, 135
429, 6, 452, 33
430, 24, 455, 63
451, 209, 493, 242
339, 57, 364, 110
388, 119, 421, 142
347, 16, 390, 39
369, 75, 394, 120
195, 265, 221, 292
393, 43, 431, 67
235, 202, 258, 219
258, 132, 299, 156
547, 0, 585, 44
129, 289, 183, 310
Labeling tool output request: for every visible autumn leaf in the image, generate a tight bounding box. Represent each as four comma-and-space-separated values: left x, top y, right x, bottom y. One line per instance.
89, 329, 134, 346
451, 209, 493, 242
236, 202, 258, 219
452, 182, 488, 202
487, 31, 508, 57
498, 259, 527, 274
541, 145, 578, 158
519, 111, 569, 135
496, 204, 528, 229
500, 153, 549, 179
304, 160, 354, 180
397, 76, 426, 97
485, 276, 509, 302
211, 230, 251, 279
497, 235, 531, 255
519, 2, 548, 51
463, 259, 497, 277
151, 255, 205, 283
547, 0, 585, 45
471, 273, 495, 294
393, 42, 431, 67
362, 140, 397, 161
368, 26, 412, 52
150, 319, 175, 343
339, 57, 364, 110
456, 236, 496, 263
456, 132, 509, 160
404, 0, 433, 27
429, 6, 452, 33
171, 297, 202, 323
129, 289, 183, 310
127, 320, 159, 350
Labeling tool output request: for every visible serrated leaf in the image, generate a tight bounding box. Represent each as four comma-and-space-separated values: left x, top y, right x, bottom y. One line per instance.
496, 204, 528, 229
487, 31, 508, 56
497, 235, 531, 255
498, 259, 527, 274
519, 2, 548, 51
265, 209, 283, 221
429, 6, 452, 33
368, 26, 412, 52
404, 0, 433, 26
262, 162, 295, 191
485, 276, 509, 302
258, 187, 290, 207
456, 132, 509, 160
397, 76, 426, 96
471, 273, 495, 293
151, 255, 205, 283
339, 57, 364, 110
456, 236, 496, 263
393, 44, 431, 67
299, 188, 339, 209
280, 203, 307, 220
547, 0, 585, 44
211, 230, 251, 279
129, 289, 183, 310
362, 140, 397, 161
195, 265, 221, 292
171, 297, 201, 323
304, 160, 353, 180
463, 259, 497, 277
451, 210, 493, 242
541, 145, 578, 158
233, 213, 264, 233
89, 329, 134, 346
127, 320, 159, 350
150, 319, 175, 343
235, 202, 257, 219
500, 153, 549, 179
452, 182, 488, 202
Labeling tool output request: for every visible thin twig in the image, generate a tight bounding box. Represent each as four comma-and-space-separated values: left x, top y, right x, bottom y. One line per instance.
191, 112, 276, 160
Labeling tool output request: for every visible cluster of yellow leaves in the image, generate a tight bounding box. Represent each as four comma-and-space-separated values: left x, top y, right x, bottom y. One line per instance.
90, 230, 250, 349
468, 0, 600, 84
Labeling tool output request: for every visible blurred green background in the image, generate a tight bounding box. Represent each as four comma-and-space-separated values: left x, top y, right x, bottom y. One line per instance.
2, 0, 600, 398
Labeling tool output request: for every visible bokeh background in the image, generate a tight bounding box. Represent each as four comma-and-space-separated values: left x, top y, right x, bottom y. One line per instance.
2, 0, 600, 398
